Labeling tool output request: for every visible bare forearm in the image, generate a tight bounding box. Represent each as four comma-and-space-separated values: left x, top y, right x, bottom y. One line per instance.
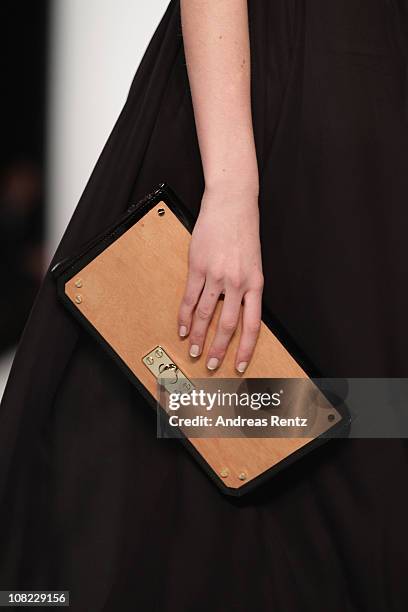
180, 0, 259, 195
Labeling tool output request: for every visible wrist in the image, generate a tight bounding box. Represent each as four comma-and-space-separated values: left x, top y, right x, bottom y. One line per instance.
201, 134, 260, 197
201, 181, 260, 215
204, 172, 259, 200
203, 182, 259, 207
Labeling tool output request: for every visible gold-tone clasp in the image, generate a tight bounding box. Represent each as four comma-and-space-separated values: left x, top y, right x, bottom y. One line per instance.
142, 345, 195, 395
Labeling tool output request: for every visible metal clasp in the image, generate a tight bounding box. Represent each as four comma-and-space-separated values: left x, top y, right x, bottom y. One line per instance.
142, 345, 195, 395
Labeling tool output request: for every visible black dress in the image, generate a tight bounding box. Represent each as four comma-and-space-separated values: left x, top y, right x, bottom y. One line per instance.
1, 1, 408, 610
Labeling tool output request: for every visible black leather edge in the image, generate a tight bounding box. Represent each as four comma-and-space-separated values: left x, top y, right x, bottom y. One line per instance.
51, 181, 351, 497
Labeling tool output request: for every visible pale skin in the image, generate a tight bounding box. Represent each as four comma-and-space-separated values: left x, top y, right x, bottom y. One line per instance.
179, 0, 263, 373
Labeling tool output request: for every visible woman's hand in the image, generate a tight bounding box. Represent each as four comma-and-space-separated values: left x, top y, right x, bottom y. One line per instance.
178, 184, 263, 373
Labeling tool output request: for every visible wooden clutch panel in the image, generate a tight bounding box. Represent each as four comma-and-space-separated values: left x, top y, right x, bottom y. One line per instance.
60, 197, 345, 495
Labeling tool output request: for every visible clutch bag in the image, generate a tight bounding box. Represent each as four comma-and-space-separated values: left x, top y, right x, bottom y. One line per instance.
51, 182, 349, 496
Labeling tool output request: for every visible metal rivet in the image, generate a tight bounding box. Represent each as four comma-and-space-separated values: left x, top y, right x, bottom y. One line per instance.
74, 279, 83, 288
146, 356, 154, 365
158, 208, 165, 216
220, 468, 229, 478
155, 348, 163, 358
74, 294, 82, 304
238, 472, 247, 481
328, 413, 335, 422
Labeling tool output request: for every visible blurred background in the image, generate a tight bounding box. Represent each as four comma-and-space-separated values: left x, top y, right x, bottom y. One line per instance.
0, 0, 168, 399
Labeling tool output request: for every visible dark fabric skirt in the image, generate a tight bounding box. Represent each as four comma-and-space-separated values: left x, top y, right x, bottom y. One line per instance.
2, 1, 408, 610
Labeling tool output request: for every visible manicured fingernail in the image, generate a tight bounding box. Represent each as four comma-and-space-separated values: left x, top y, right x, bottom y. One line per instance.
207, 357, 219, 371
237, 361, 248, 373
179, 325, 187, 337
190, 344, 200, 357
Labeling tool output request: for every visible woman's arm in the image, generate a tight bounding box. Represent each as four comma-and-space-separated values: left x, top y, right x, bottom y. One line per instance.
179, 0, 263, 373
180, 0, 259, 191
